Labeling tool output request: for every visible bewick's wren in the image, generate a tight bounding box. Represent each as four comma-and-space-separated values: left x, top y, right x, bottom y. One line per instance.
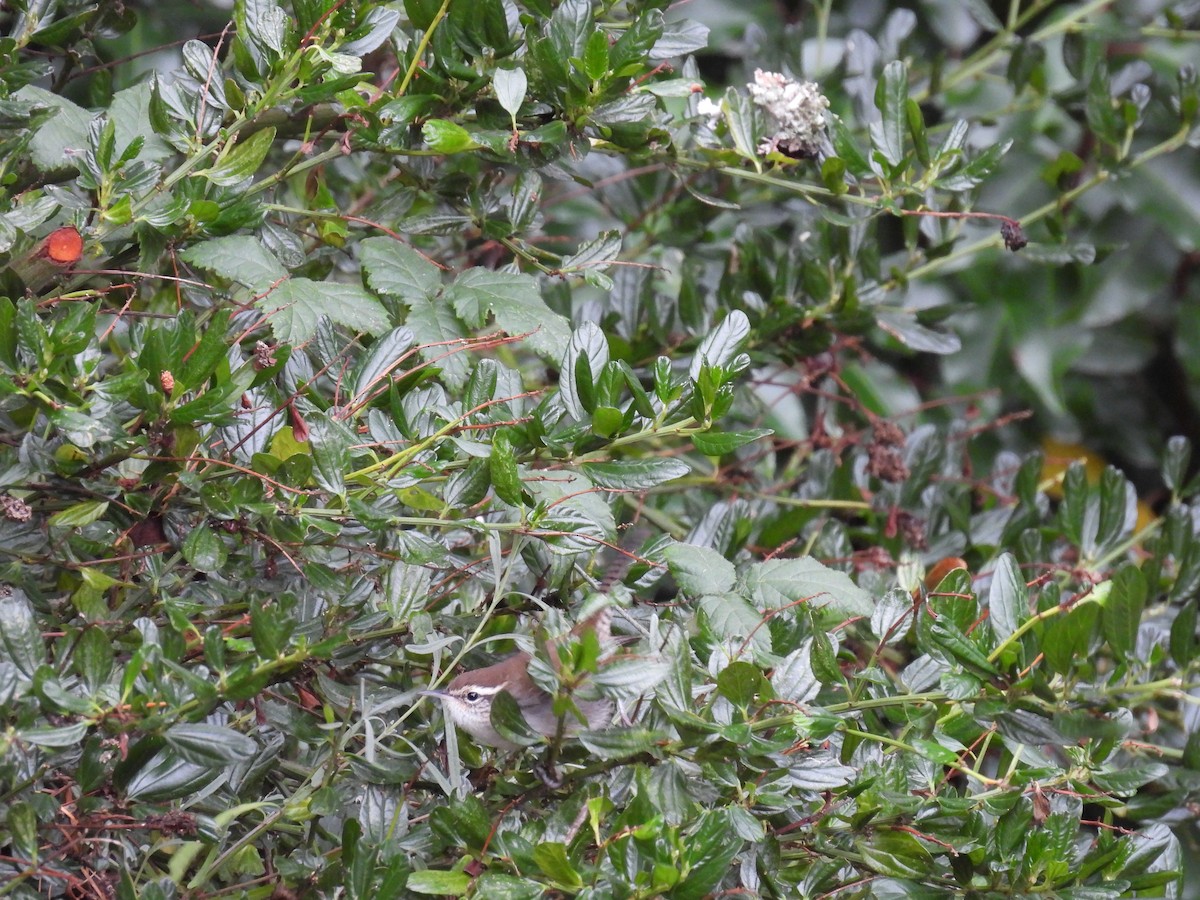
423, 609, 616, 751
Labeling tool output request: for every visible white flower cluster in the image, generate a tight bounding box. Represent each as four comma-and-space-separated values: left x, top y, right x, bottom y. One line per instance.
746, 69, 829, 158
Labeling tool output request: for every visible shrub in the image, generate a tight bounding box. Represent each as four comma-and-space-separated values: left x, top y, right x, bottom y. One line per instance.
1, 1, 1198, 896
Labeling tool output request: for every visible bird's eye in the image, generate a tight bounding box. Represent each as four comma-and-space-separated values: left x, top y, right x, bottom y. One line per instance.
465, 691, 480, 702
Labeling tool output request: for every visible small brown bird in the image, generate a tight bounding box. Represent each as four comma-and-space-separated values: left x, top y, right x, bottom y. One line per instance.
423, 608, 616, 750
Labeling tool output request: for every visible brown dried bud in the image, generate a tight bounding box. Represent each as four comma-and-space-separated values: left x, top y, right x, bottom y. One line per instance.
1001, 220, 1027, 252
253, 341, 277, 370
1, 494, 32, 522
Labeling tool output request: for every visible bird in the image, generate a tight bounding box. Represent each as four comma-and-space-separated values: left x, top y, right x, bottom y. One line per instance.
423, 607, 616, 751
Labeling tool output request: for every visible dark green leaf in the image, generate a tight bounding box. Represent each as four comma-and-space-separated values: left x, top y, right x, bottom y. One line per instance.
1102, 565, 1146, 662
165, 723, 258, 767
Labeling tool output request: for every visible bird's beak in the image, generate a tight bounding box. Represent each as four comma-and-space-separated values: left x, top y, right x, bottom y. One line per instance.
419, 688, 448, 700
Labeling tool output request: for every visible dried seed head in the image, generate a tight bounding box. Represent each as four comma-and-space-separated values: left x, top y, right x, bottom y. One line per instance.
747, 69, 830, 159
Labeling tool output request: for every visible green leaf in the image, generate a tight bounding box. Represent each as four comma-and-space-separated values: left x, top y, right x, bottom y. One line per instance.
422, 119, 481, 154
122, 749, 221, 802
494, 67, 528, 119
580, 458, 690, 489
561, 321, 609, 420
689, 310, 750, 381
446, 268, 571, 357
871, 60, 908, 169
489, 430, 524, 507
580, 30, 609, 81
488, 690, 541, 748
716, 660, 768, 707
578, 726, 662, 758
262, 278, 390, 343
181, 236, 286, 289
13, 86, 92, 172
1041, 600, 1099, 676
664, 543, 736, 595
20, 722, 89, 749
1163, 436, 1191, 494
669, 810, 743, 900
359, 236, 442, 299
308, 411, 355, 495
988, 553, 1026, 643
165, 723, 258, 767
354, 326, 416, 403
1170, 600, 1197, 667
856, 830, 935, 879
533, 842, 583, 890
592, 655, 670, 698
691, 428, 772, 456
1101, 565, 1146, 662
699, 593, 769, 655
406, 870, 471, 896
742, 556, 874, 619
930, 618, 999, 676
406, 295, 470, 388
205, 126, 275, 185
74, 626, 114, 693
0, 589, 46, 678
1091, 761, 1169, 797
182, 525, 227, 574
49, 500, 110, 528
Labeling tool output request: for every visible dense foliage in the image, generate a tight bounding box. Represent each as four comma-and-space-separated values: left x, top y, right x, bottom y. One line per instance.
2, 0, 1200, 896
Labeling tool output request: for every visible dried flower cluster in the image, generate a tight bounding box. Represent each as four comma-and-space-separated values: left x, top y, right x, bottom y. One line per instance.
747, 69, 830, 158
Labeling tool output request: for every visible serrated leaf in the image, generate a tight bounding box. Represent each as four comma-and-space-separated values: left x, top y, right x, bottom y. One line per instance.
716, 660, 768, 707
592, 654, 669, 698
182, 236, 286, 289
664, 543, 736, 595
875, 308, 961, 354
385, 560, 433, 625
689, 310, 750, 381
533, 842, 583, 890
359, 237, 442, 299
871, 588, 914, 643
560, 321, 609, 420
699, 593, 769, 654
671, 810, 742, 900
579, 458, 690, 489
446, 268, 571, 356
489, 430, 524, 507
578, 726, 661, 759
1170, 601, 1197, 667
261, 279, 390, 343
406, 295, 470, 388
743, 556, 874, 619
787, 752, 858, 790
650, 18, 709, 59
1102, 565, 1146, 662
560, 231, 622, 275
122, 749, 220, 801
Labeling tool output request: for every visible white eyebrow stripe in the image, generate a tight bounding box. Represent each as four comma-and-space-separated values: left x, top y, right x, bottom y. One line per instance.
452, 683, 508, 698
